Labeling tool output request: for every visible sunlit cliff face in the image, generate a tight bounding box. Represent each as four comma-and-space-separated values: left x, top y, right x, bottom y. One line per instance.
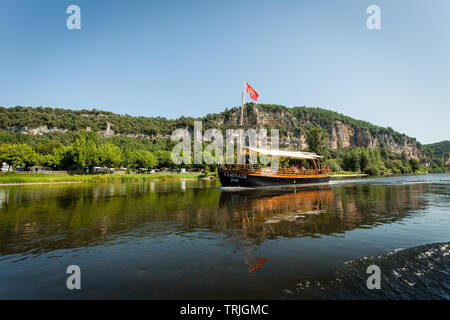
219, 106, 423, 159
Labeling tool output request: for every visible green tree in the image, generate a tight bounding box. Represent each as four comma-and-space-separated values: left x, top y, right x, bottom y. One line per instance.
34, 141, 63, 155
305, 126, 329, 155
98, 143, 124, 168
155, 150, 173, 169
409, 158, 420, 172
359, 149, 370, 172
40, 145, 73, 169
390, 160, 404, 174
342, 149, 360, 172
129, 150, 157, 170
326, 158, 341, 172
71, 131, 99, 169
0, 143, 39, 169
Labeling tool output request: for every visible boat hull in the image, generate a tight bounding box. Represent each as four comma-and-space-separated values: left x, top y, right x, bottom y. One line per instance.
218, 169, 330, 188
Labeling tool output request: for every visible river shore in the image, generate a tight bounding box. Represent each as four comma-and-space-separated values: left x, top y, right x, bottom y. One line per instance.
1, 171, 434, 186
331, 174, 368, 178
0, 172, 206, 185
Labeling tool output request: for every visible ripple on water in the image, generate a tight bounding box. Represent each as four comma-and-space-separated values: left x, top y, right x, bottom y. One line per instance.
284, 242, 450, 300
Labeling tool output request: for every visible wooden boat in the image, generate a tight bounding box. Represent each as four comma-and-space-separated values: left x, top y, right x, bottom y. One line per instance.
218, 147, 331, 187
218, 85, 331, 188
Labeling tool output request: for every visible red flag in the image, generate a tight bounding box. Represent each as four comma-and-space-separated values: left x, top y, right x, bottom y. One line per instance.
245, 82, 259, 102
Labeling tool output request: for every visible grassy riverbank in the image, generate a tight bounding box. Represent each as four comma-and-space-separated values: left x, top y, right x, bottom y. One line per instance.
1, 170, 435, 185
331, 173, 368, 178
331, 171, 361, 176
0, 172, 206, 185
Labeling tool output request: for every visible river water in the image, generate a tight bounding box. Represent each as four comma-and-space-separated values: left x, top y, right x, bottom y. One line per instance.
0, 174, 449, 299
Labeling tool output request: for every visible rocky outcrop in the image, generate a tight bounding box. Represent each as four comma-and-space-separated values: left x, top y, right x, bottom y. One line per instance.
99, 122, 114, 138
9, 125, 68, 135
221, 106, 424, 160
323, 121, 423, 159
444, 154, 450, 165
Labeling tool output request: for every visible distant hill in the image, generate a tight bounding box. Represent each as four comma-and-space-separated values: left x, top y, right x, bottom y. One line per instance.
0, 104, 428, 160
424, 140, 450, 157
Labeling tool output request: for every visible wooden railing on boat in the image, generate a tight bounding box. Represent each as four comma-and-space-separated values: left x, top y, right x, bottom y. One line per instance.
219, 164, 331, 176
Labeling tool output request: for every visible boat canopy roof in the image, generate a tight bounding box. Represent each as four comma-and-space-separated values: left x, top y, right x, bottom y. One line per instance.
245, 147, 323, 160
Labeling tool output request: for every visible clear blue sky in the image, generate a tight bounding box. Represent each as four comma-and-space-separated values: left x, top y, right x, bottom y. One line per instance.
0, 0, 449, 144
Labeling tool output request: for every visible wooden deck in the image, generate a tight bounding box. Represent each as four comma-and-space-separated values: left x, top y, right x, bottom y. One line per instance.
219, 164, 331, 177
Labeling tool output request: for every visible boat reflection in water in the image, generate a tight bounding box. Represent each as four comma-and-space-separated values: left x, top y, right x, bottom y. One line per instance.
220, 187, 333, 225
217, 182, 426, 242
219, 186, 334, 272
218, 183, 428, 274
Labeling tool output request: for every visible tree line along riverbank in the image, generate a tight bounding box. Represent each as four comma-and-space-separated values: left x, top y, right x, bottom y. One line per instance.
1, 129, 447, 176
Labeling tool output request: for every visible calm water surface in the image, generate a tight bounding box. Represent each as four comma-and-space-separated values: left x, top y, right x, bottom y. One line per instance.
0, 174, 449, 299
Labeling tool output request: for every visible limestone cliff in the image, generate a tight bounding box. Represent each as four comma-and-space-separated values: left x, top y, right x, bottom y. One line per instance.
213, 104, 424, 160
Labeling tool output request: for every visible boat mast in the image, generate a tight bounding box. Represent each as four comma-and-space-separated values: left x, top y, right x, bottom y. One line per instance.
239, 83, 245, 163
240, 86, 245, 126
